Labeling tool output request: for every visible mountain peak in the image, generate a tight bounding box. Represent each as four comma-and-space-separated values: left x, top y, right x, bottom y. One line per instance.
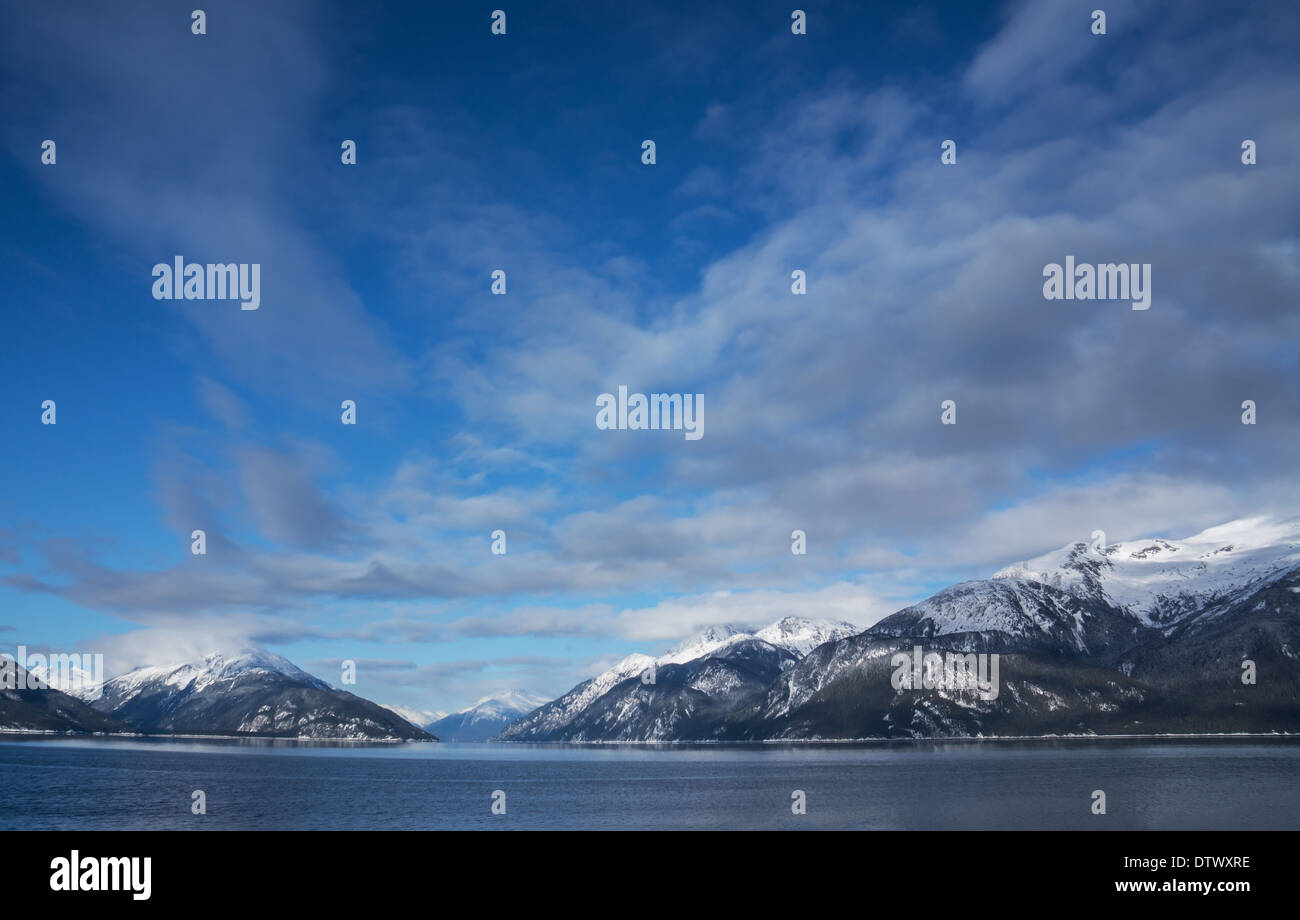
755, 616, 857, 655
655, 617, 857, 665
425, 689, 552, 740
992, 517, 1300, 625
464, 689, 550, 715
658, 624, 748, 665
111, 648, 333, 696
499, 614, 862, 742
89, 648, 430, 740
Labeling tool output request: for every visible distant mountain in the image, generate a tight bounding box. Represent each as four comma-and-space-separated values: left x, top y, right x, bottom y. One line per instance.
427, 690, 551, 741
501, 520, 1300, 741
384, 704, 447, 728
499, 616, 856, 741
517, 637, 798, 742
0, 660, 132, 734
85, 650, 435, 740
499, 653, 655, 741
24, 660, 104, 698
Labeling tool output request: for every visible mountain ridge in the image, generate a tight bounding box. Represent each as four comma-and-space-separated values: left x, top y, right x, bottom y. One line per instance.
85, 649, 435, 740
501, 519, 1300, 741
499, 615, 858, 741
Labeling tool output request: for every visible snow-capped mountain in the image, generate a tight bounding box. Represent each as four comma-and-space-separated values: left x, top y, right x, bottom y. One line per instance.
992, 518, 1300, 627
467, 689, 551, 718
88, 649, 434, 740
384, 705, 447, 728
502, 520, 1300, 741
499, 653, 656, 740
755, 616, 860, 655
1, 658, 132, 734
651, 618, 857, 663
865, 578, 1135, 658
22, 662, 104, 699
750, 518, 1300, 739
426, 690, 551, 741
499, 616, 856, 741
528, 637, 799, 742
865, 519, 1300, 656
91, 650, 331, 702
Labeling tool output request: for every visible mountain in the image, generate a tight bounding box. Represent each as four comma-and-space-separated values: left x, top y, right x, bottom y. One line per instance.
384, 704, 447, 728
426, 690, 551, 741
501, 519, 1300, 742
0, 660, 133, 734
755, 617, 861, 655
86, 650, 435, 740
499, 616, 857, 741
749, 518, 1300, 739
865, 578, 1138, 659
24, 660, 104, 698
517, 637, 798, 742
992, 518, 1300, 628
498, 653, 655, 741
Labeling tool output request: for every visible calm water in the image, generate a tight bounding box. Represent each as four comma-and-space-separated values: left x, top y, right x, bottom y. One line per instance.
2, 736, 1298, 830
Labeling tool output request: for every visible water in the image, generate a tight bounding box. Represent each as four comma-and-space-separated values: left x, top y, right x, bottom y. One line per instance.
2, 736, 1297, 830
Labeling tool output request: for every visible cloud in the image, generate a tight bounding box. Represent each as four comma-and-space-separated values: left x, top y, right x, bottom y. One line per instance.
0, 0, 413, 403
3, 0, 1297, 711
196, 378, 248, 433
964, 0, 1118, 103
235, 446, 354, 551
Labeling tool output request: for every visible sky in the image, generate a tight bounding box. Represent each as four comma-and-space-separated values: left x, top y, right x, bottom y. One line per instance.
1, 0, 1297, 715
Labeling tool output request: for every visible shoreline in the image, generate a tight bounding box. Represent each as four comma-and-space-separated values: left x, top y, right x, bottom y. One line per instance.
492, 731, 1300, 745
0, 728, 430, 743
2, 728, 1297, 746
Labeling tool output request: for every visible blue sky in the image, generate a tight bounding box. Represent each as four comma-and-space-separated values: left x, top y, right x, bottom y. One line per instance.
1, 0, 1297, 713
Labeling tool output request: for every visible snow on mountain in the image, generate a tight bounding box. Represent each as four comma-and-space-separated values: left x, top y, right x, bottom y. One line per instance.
755, 616, 858, 655
102, 650, 334, 703
650, 618, 856, 665
501, 520, 1300, 741
459, 690, 551, 721
384, 705, 447, 727
868, 519, 1300, 652
89, 649, 431, 740
23, 662, 103, 700
629, 617, 854, 671
426, 689, 552, 740
499, 616, 858, 741
993, 517, 1300, 626
657, 624, 749, 664
746, 518, 1300, 739
0, 658, 133, 734
581, 617, 856, 706
500, 653, 654, 739
869, 574, 1165, 665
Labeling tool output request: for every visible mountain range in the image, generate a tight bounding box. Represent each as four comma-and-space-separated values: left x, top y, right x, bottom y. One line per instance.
499, 519, 1300, 741
499, 617, 857, 741
6, 517, 1297, 742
